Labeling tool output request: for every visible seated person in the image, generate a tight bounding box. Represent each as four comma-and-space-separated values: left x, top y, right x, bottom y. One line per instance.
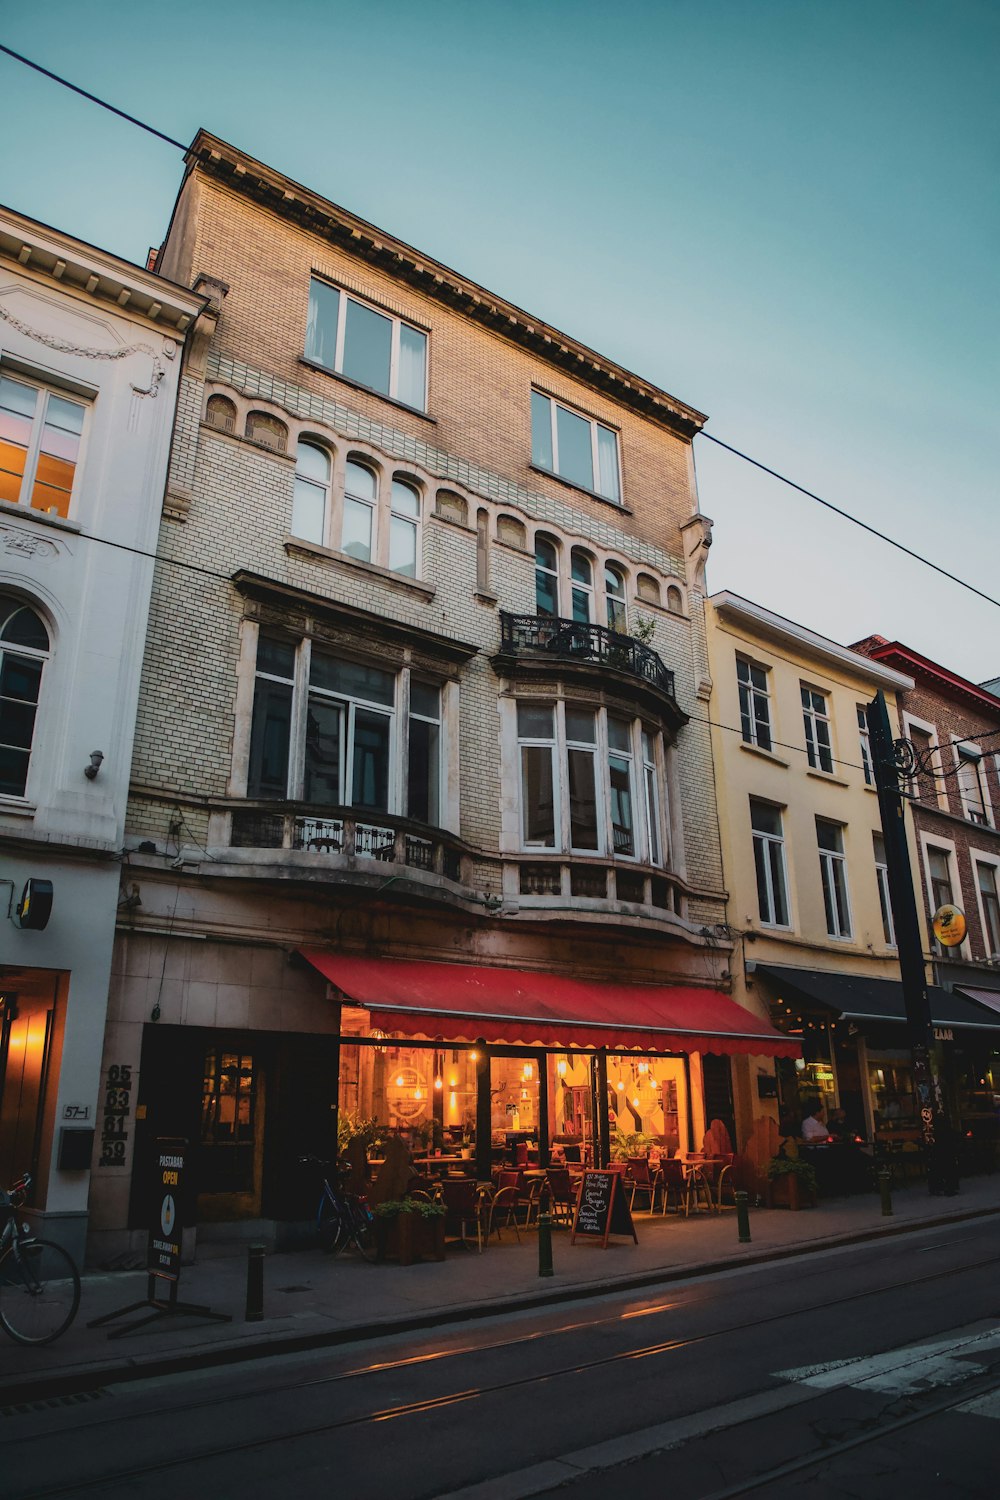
826, 1107, 851, 1142
800, 1099, 830, 1141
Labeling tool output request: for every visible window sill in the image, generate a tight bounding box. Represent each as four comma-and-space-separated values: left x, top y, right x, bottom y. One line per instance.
806, 768, 850, 788
0, 497, 81, 535
298, 359, 437, 424
529, 464, 632, 515
199, 421, 295, 462
282, 536, 436, 600
0, 797, 36, 818
739, 742, 789, 769
475, 589, 498, 606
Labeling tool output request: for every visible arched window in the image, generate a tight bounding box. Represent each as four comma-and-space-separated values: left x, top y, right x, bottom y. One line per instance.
636, 573, 661, 606
570, 549, 594, 623
0, 595, 50, 798
245, 411, 288, 453
666, 585, 683, 614
535, 534, 560, 617
292, 441, 330, 545
205, 395, 236, 433
343, 461, 378, 563
389, 478, 420, 577
604, 564, 627, 632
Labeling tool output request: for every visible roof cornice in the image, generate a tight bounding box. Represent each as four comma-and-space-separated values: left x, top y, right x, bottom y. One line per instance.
183, 131, 707, 442
863, 640, 1000, 716
0, 204, 206, 335
710, 592, 915, 692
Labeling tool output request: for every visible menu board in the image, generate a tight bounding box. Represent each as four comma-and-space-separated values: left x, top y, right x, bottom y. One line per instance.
571, 1169, 638, 1247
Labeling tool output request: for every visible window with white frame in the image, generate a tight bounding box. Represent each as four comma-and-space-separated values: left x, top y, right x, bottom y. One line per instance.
535, 534, 560, 617
858, 705, 874, 786
530, 390, 621, 502
291, 445, 424, 577
976, 862, 1000, 957
737, 658, 772, 751
802, 686, 834, 773
570, 548, 594, 623
817, 819, 852, 938
0, 373, 86, 518
342, 459, 378, 564
389, 478, 420, 577
872, 832, 895, 946
246, 631, 441, 822
305, 278, 427, 410
926, 845, 955, 953
292, 440, 330, 544
956, 745, 990, 825
0, 594, 49, 798
604, 564, 627, 632
750, 800, 789, 927
516, 700, 664, 863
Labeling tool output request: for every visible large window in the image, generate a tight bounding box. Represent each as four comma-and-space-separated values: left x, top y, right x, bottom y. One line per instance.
247, 632, 441, 822
738, 659, 772, 751
291, 443, 422, 577
292, 440, 330, 544
0, 596, 49, 798
531, 391, 621, 503
535, 534, 560, 617
977, 863, 1000, 957
817, 820, 852, 939
516, 701, 664, 863
802, 686, 833, 773
873, 832, 895, 946
604, 565, 627, 631
927, 845, 956, 954
0, 374, 85, 517
956, 746, 990, 825
750, 801, 789, 927
305, 278, 427, 410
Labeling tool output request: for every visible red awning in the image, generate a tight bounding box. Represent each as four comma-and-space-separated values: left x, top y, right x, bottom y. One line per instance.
298, 950, 799, 1058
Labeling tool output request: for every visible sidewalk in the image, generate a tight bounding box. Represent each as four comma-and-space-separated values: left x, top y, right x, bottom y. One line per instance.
3, 1177, 998, 1405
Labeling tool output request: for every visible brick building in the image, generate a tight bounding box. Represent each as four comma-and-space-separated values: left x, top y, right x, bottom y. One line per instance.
87, 132, 792, 1256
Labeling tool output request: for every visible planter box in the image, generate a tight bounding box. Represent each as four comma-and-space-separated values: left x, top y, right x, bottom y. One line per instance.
376, 1213, 446, 1265
767, 1173, 816, 1210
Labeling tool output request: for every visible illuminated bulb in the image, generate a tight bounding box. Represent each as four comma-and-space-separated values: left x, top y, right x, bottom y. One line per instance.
523, 1063, 533, 1080
449, 1078, 457, 1088
434, 1077, 443, 1090
395, 1075, 405, 1087
557, 1059, 567, 1076
616, 1080, 625, 1091
470, 1051, 479, 1062
632, 1097, 640, 1109
414, 1087, 422, 1100
637, 1061, 648, 1074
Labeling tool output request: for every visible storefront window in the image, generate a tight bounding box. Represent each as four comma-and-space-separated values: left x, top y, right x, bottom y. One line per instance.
867, 1048, 916, 1131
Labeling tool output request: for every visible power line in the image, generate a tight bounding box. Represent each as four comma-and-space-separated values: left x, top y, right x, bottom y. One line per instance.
0, 42, 187, 152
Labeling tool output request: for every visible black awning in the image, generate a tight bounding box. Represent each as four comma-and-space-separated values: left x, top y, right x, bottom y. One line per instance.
754, 964, 1000, 1032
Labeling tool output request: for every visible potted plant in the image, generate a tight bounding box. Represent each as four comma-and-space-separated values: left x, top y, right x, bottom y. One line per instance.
374, 1199, 447, 1265
611, 1126, 654, 1162
766, 1156, 818, 1210
338, 1111, 388, 1159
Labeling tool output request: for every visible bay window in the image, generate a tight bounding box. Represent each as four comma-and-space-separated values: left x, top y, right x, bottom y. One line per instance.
305, 278, 427, 411
516, 700, 664, 863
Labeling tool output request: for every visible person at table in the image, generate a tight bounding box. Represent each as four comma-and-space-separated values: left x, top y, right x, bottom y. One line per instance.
800, 1099, 830, 1141
825, 1107, 851, 1143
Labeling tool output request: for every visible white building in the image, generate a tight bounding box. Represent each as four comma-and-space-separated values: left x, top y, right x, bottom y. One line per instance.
0, 208, 203, 1263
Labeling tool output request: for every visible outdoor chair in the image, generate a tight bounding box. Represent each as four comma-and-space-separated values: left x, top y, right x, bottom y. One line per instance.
544, 1167, 577, 1227
440, 1178, 485, 1251
483, 1185, 521, 1244
624, 1156, 660, 1213
657, 1157, 687, 1214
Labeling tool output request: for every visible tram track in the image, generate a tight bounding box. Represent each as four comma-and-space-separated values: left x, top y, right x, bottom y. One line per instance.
4, 1238, 999, 1499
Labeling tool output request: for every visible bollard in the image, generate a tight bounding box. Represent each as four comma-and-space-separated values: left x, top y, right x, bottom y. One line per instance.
878, 1165, 893, 1217
245, 1242, 265, 1322
537, 1187, 554, 1278
735, 1190, 751, 1244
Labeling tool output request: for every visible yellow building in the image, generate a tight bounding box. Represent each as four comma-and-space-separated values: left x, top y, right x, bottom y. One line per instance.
705, 592, 921, 1146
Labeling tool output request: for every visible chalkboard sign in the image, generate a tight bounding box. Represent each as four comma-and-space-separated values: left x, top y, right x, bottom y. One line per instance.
571, 1169, 638, 1247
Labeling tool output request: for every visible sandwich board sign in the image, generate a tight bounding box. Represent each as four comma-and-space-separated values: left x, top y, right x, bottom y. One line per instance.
570, 1169, 638, 1247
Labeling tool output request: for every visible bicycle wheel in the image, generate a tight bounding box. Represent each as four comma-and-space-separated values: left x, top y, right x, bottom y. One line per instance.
348, 1202, 378, 1263
0, 1240, 81, 1345
318, 1197, 348, 1255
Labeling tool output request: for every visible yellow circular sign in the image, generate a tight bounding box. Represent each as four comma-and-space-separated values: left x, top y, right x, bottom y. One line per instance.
932, 904, 967, 946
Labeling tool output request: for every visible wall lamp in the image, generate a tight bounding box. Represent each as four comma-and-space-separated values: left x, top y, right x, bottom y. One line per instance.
84, 750, 104, 780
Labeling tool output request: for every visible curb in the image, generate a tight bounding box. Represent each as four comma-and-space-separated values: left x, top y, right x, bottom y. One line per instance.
2, 1200, 997, 1408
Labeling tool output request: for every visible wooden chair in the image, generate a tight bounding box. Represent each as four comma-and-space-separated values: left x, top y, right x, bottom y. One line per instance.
658, 1157, 686, 1214
483, 1185, 521, 1244
440, 1178, 484, 1251
624, 1157, 660, 1213
544, 1167, 577, 1227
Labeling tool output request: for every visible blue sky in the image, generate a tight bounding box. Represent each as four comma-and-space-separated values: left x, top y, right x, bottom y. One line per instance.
2, 0, 997, 678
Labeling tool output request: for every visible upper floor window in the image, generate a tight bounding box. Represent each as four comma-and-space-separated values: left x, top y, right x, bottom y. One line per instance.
604, 565, 627, 631
389, 479, 420, 577
292, 440, 330, 544
247, 631, 441, 822
343, 460, 378, 563
750, 800, 789, 927
535, 534, 559, 617
737, 658, 772, 751
926, 845, 956, 954
817, 820, 852, 939
530, 391, 621, 503
956, 745, 990, 825
0, 374, 85, 518
857, 705, 874, 786
873, 832, 895, 946
305, 278, 427, 411
292, 444, 422, 578
516, 700, 664, 863
976, 862, 1000, 957
0, 595, 49, 798
802, 686, 833, 773
570, 548, 594, 623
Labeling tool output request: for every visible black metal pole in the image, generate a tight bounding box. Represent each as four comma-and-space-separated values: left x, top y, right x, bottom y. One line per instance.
537, 1051, 550, 1166
475, 1042, 492, 1186
595, 1049, 611, 1168
866, 691, 957, 1195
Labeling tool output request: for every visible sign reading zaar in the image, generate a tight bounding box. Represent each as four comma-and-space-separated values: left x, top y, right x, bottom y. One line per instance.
932, 904, 967, 948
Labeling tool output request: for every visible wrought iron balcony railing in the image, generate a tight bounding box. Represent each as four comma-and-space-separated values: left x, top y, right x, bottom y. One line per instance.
498, 612, 675, 696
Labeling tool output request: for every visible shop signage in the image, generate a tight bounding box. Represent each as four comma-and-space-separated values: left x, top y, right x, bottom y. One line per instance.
147, 1137, 186, 1284
932, 904, 967, 947
571, 1169, 638, 1247
933, 1027, 954, 1042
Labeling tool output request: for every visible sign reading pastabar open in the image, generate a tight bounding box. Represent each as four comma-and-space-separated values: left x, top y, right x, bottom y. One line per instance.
571, 1170, 638, 1248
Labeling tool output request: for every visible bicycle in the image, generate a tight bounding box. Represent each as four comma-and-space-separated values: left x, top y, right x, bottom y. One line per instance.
299, 1156, 377, 1262
0, 1173, 81, 1345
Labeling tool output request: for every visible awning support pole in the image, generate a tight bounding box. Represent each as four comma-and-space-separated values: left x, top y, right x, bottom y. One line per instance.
475, 1041, 491, 1186
537, 1051, 549, 1166
596, 1048, 611, 1168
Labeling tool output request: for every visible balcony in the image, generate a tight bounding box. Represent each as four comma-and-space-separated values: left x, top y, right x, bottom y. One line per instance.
495, 615, 684, 731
